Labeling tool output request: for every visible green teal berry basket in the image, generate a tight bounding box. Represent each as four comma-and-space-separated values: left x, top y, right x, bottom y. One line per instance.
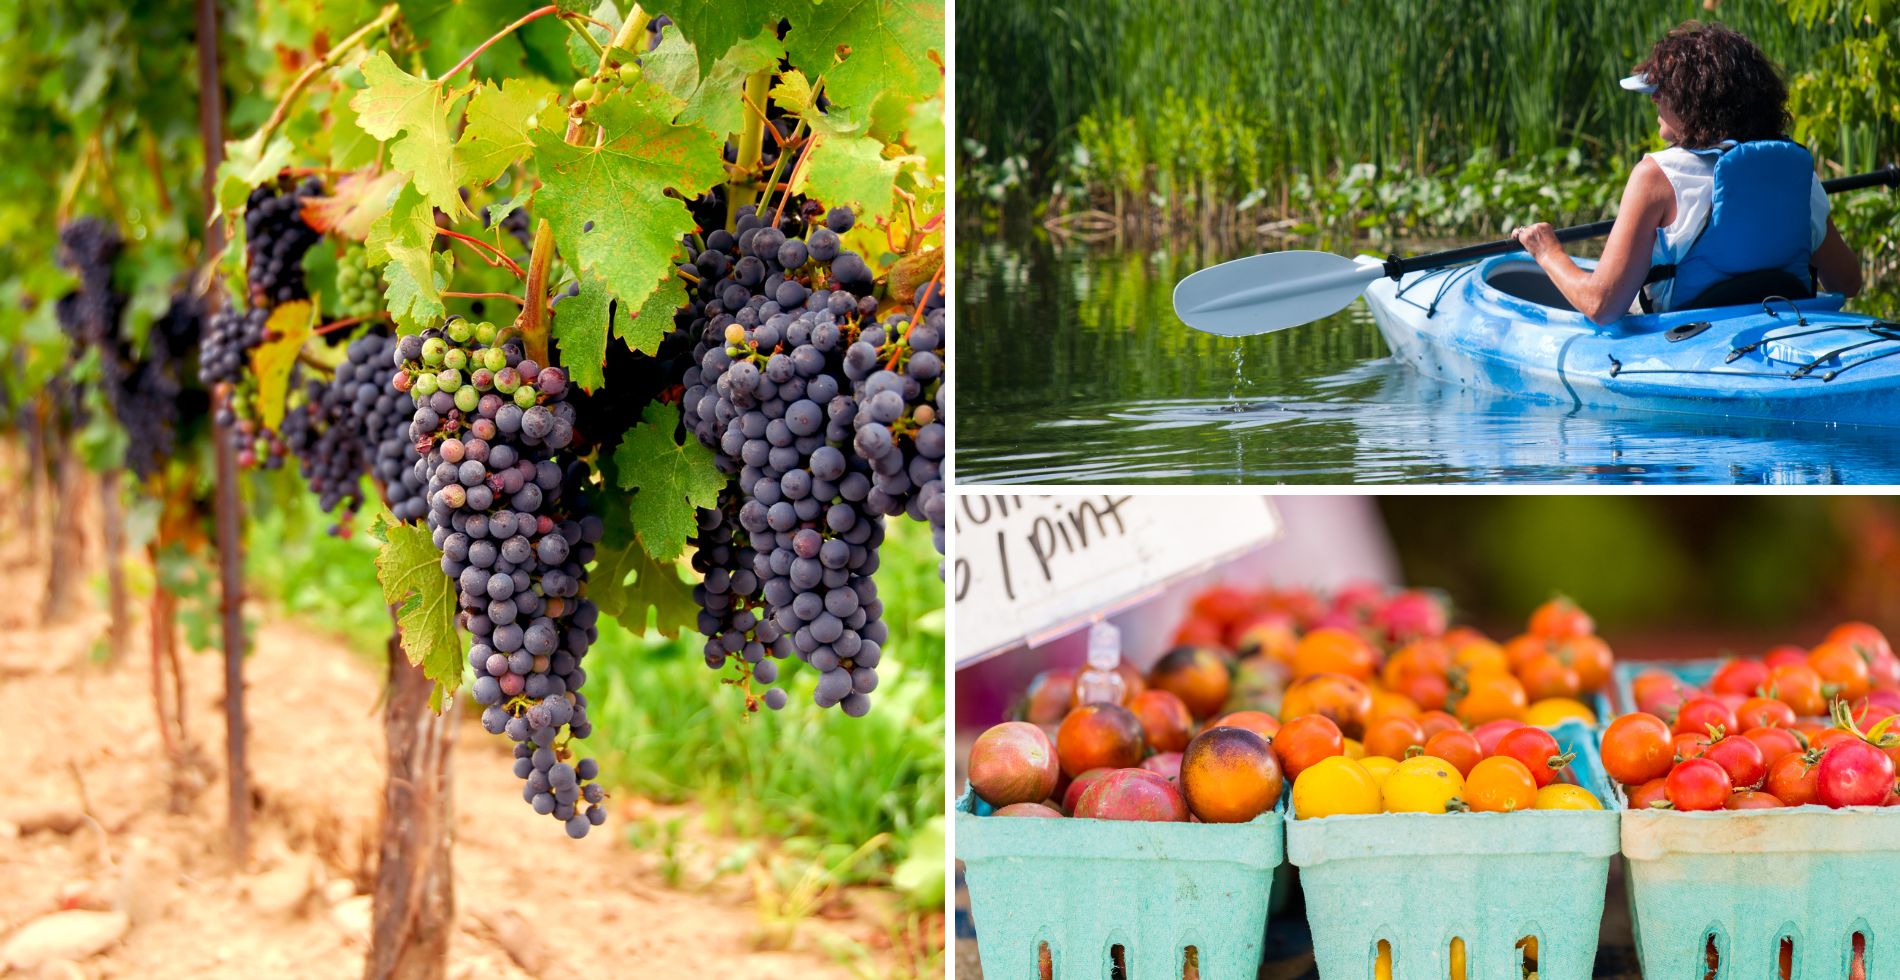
1286, 720, 1620, 979
955, 787, 1284, 979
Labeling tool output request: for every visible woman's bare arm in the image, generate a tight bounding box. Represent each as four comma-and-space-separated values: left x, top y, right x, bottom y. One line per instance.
1515, 159, 1675, 325
1812, 218, 1862, 297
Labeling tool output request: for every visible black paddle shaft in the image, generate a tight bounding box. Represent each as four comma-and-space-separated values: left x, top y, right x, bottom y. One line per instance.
1380, 164, 1900, 279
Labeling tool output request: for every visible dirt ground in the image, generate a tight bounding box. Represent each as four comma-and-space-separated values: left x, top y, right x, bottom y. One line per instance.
0, 497, 910, 979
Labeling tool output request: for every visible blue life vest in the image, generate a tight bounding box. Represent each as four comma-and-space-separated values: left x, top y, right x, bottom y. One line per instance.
1649, 139, 1817, 309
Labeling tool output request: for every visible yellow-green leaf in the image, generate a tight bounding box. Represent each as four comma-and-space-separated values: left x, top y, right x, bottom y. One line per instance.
350, 51, 468, 219
798, 134, 900, 220
250, 301, 316, 431
373, 518, 464, 692
456, 76, 561, 188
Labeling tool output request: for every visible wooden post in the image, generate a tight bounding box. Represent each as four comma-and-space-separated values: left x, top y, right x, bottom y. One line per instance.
41, 445, 82, 623
366, 621, 455, 980
195, 0, 249, 866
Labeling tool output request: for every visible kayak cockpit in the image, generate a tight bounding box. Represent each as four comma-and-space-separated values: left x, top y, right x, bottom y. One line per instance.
1463, 255, 1847, 335
1483, 261, 1577, 312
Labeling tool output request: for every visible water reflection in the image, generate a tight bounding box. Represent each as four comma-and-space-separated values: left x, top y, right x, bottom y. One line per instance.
955, 230, 1899, 485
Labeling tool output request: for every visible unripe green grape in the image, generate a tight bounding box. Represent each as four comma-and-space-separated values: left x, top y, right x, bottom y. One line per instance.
475, 321, 499, 345
454, 385, 480, 413
572, 77, 596, 102
437, 368, 463, 393
447, 319, 473, 343
413, 372, 440, 397
483, 347, 507, 373
444, 347, 469, 371
421, 337, 448, 365
514, 385, 538, 409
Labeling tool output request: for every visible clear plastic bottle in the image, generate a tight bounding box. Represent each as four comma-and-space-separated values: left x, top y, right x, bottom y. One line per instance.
1074, 619, 1127, 706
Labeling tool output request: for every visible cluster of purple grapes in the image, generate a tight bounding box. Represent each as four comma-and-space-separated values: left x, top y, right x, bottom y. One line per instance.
391, 320, 608, 837
244, 177, 325, 306
678, 203, 897, 715
280, 333, 427, 532
842, 284, 947, 556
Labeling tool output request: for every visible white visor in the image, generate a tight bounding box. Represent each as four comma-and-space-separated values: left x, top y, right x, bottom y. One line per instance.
1620, 73, 1657, 94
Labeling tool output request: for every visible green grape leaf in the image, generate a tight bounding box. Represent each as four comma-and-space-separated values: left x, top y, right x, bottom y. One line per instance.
350, 50, 468, 219
611, 402, 725, 562
531, 89, 724, 329
588, 521, 697, 637
617, 264, 684, 354
785, 0, 942, 113
565, 0, 621, 74
798, 134, 899, 219
373, 518, 464, 692
369, 185, 449, 332
675, 33, 784, 137
668, 0, 802, 81
215, 132, 294, 219
771, 69, 865, 138
328, 90, 382, 171
250, 301, 316, 431
456, 76, 562, 188
554, 268, 614, 392
640, 24, 699, 105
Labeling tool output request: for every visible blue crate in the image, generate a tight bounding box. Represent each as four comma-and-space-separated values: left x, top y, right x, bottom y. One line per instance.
956, 786, 1284, 979
1287, 720, 1619, 979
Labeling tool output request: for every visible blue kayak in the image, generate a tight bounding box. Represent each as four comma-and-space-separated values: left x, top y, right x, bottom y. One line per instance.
1362, 255, 1900, 427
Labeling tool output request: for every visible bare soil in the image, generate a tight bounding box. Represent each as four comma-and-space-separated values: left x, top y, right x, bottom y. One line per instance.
0, 503, 901, 979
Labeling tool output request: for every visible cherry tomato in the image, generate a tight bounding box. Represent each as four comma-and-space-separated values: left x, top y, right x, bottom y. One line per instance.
1280, 673, 1374, 738
1455, 672, 1528, 726
1816, 739, 1898, 808
1415, 710, 1464, 740
1391, 671, 1450, 712
1735, 696, 1797, 730
1464, 756, 1538, 813
1626, 776, 1671, 810
1809, 641, 1872, 702
1600, 712, 1674, 786
1470, 718, 1528, 757
1291, 756, 1382, 819
1528, 596, 1594, 640
1766, 752, 1822, 807
1724, 789, 1784, 810
1362, 715, 1427, 761
1811, 728, 1857, 754
1366, 690, 1423, 726
1518, 652, 1582, 701
1556, 634, 1615, 694
1742, 726, 1803, 766
1767, 663, 1827, 717
1672, 731, 1714, 761
1665, 758, 1733, 811
1534, 784, 1603, 810
1704, 734, 1767, 790
1494, 726, 1573, 788
1273, 715, 1345, 782
1763, 645, 1810, 670
1422, 729, 1483, 778
1632, 670, 1693, 716
1673, 696, 1738, 737
1291, 627, 1380, 682
1504, 633, 1553, 672
1710, 658, 1772, 698
1825, 622, 1893, 666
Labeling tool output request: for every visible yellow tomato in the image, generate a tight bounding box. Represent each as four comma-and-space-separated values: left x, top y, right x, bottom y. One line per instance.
1523, 697, 1598, 727
1358, 755, 1400, 787
1342, 737, 1365, 760
1292, 756, 1382, 819
1534, 784, 1603, 810
1381, 755, 1466, 813
1453, 641, 1510, 676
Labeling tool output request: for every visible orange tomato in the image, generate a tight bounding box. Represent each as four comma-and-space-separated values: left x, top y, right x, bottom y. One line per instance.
1452, 640, 1511, 677
1631, 670, 1693, 717
1416, 710, 1463, 740
1808, 641, 1872, 702
1280, 673, 1374, 738
1724, 789, 1785, 810
1710, 658, 1772, 698
1626, 776, 1671, 809
1503, 633, 1552, 672
1465, 756, 1539, 812
1825, 621, 1893, 664
1528, 597, 1595, 640
1442, 626, 1495, 650
1423, 729, 1483, 778
1291, 627, 1379, 682
1742, 726, 1803, 766
1233, 612, 1299, 663
1274, 714, 1346, 781
1363, 715, 1428, 761
1382, 641, 1452, 687
1517, 652, 1582, 701
1455, 672, 1528, 726
1392, 670, 1450, 712
1365, 690, 1422, 726
1210, 710, 1281, 741
1735, 696, 1797, 730
1767, 663, 1827, 717
1556, 634, 1614, 693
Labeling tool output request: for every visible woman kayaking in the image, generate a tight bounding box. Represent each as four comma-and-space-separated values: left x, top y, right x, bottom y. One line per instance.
1509, 21, 1862, 325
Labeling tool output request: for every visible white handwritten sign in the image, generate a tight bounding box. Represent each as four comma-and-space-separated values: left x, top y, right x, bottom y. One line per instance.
953, 495, 1281, 665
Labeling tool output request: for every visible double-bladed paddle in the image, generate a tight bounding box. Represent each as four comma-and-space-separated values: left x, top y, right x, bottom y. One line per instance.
1173, 164, 1900, 337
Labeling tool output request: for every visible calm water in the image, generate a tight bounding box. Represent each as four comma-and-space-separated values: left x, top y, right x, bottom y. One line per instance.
955, 229, 1900, 485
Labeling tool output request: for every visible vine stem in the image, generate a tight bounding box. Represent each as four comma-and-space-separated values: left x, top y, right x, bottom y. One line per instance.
520, 220, 555, 365
437, 229, 526, 277
729, 69, 773, 231
256, 4, 400, 148
314, 313, 383, 336
885, 261, 945, 369
447, 5, 558, 80
445, 290, 525, 305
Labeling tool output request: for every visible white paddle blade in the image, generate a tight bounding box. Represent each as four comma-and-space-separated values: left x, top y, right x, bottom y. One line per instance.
1172, 250, 1388, 336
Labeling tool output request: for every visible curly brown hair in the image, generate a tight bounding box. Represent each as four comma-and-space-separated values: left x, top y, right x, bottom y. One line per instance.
1633, 22, 1790, 148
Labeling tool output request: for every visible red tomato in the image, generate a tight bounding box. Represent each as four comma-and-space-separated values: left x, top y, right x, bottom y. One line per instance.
1816, 740, 1898, 808
1673, 696, 1738, 737
1811, 729, 1857, 754
1422, 729, 1483, 778
1735, 696, 1797, 730
1763, 645, 1810, 670
1766, 752, 1821, 807
1742, 727, 1803, 766
1528, 597, 1595, 640
1724, 789, 1784, 810
1415, 710, 1463, 740
1362, 715, 1428, 761
1710, 658, 1771, 698
1600, 712, 1674, 786
1824, 622, 1893, 665
1704, 734, 1767, 790
1626, 776, 1671, 810
1666, 758, 1734, 811
1632, 670, 1693, 716
1494, 726, 1573, 788
1792, 720, 1828, 742
1470, 718, 1527, 757
1273, 715, 1345, 781
1672, 731, 1714, 762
